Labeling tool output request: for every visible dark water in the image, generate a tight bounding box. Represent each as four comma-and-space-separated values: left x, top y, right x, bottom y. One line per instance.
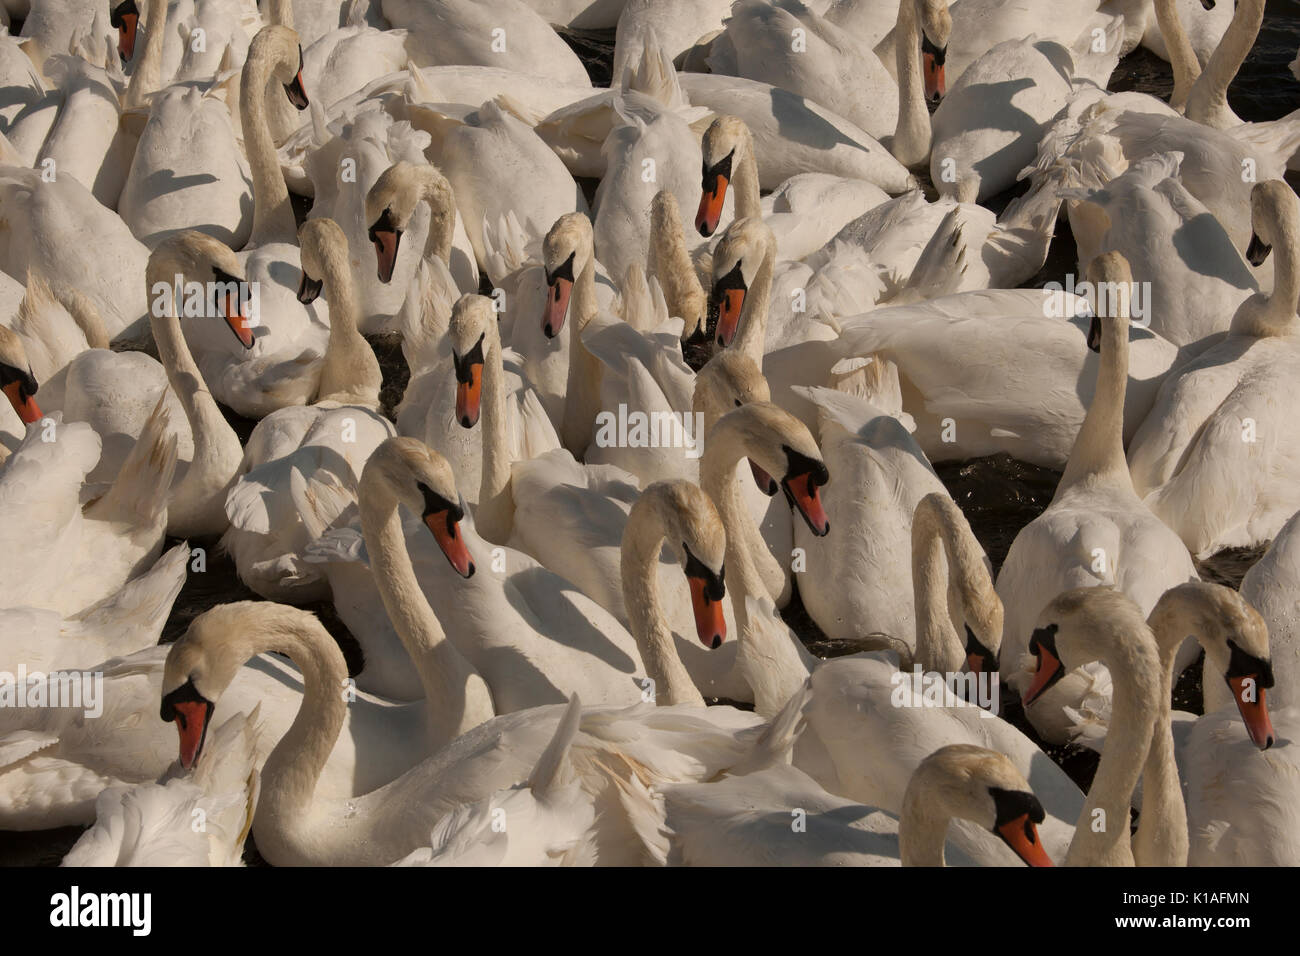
4, 4, 1298, 866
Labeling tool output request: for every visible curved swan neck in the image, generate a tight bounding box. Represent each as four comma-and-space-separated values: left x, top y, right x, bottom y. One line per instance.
315, 237, 381, 407
1186, 0, 1264, 127
1240, 198, 1300, 337
474, 321, 514, 544
241, 52, 296, 247
899, 795, 951, 866
560, 247, 603, 457
733, 128, 762, 221
649, 192, 705, 336
621, 496, 705, 708
1153, 0, 1203, 112
1066, 629, 1161, 866
911, 497, 985, 674
124, 0, 168, 109
414, 168, 456, 264
891, 0, 932, 167
732, 233, 774, 367
1058, 310, 1132, 494
357, 480, 494, 744
252, 617, 350, 837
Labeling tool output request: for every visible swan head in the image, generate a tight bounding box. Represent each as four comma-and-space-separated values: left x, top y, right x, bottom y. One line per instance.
917, 0, 952, 103
709, 217, 774, 349
905, 744, 1053, 867
162, 602, 322, 770
362, 437, 476, 578
696, 116, 750, 237
296, 218, 347, 304
448, 294, 496, 428
0, 325, 42, 424
1023, 587, 1151, 707
541, 212, 593, 339
109, 0, 139, 63
1151, 582, 1276, 750
1245, 180, 1295, 269
1083, 251, 1132, 354
249, 25, 308, 111
147, 231, 255, 349
365, 161, 454, 283
709, 402, 830, 536
638, 480, 729, 649
694, 352, 774, 492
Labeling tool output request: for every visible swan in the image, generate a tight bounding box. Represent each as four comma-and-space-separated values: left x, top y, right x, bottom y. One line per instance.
145, 232, 247, 538
1020, 586, 1170, 865
1127, 180, 1300, 556
1147, 0, 1221, 111
161, 600, 785, 865
644, 743, 1054, 866
709, 0, 951, 166
828, 287, 1175, 468
997, 252, 1198, 743
221, 217, 392, 602
0, 540, 186, 674
363, 159, 478, 336
0, 408, 176, 617
1240, 509, 1300, 711
1062, 151, 1258, 350
611, 0, 732, 81
61, 707, 261, 867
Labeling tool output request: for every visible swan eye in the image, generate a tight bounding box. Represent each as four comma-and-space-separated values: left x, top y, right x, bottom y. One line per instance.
734, 399, 742, 408
544, 251, 576, 286
1224, 639, 1275, 688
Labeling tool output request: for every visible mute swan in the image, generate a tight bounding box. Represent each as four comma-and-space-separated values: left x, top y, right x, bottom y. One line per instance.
710, 0, 951, 165
162, 600, 784, 865
646, 743, 1053, 866
997, 253, 1198, 743
829, 287, 1175, 468
34, 53, 133, 210
0, 408, 176, 617
1021, 587, 1168, 865
379, 0, 591, 86
61, 708, 261, 867
0, 540, 186, 674
145, 232, 247, 538
611, 0, 732, 82
1063, 151, 1257, 349
1148, 0, 1221, 111
1240, 509, 1300, 711
1127, 180, 1300, 556
363, 159, 478, 336
222, 218, 391, 602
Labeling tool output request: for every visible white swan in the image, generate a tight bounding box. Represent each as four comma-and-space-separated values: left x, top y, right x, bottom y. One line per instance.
1127, 180, 1300, 556
1240, 508, 1300, 711
222, 217, 391, 602
997, 253, 1198, 744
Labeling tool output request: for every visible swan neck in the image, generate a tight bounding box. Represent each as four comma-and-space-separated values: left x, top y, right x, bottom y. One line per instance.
1187, 0, 1264, 125
124, 0, 168, 109
911, 507, 962, 674
1058, 312, 1131, 493
733, 236, 774, 366
701, 431, 778, 614
1153, 0, 1203, 111
649, 193, 705, 336
621, 501, 705, 707
561, 250, 603, 456
242, 54, 296, 247
892, 0, 931, 167
358, 485, 492, 744
735, 132, 762, 221
899, 797, 948, 866
475, 323, 514, 543
417, 170, 456, 264
315, 240, 380, 406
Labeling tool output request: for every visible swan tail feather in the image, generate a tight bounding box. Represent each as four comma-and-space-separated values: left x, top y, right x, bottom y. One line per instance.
68, 541, 189, 655
86, 395, 178, 528
526, 694, 582, 798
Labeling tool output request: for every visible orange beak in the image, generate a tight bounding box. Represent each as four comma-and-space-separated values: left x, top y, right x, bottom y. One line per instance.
2, 380, 41, 424
1023, 642, 1062, 707
923, 53, 946, 103
687, 575, 726, 649
456, 363, 483, 428
544, 277, 573, 339
696, 174, 729, 237
172, 700, 210, 771
997, 815, 1054, 867
372, 229, 399, 283
425, 510, 474, 578
219, 286, 254, 349
1229, 676, 1275, 750
117, 12, 138, 62
715, 287, 746, 348
783, 471, 830, 536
